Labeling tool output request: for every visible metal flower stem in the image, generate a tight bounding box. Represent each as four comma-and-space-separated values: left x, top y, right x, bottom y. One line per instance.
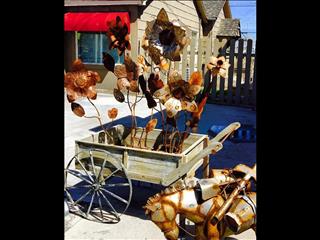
158, 99, 165, 132
86, 97, 114, 144
126, 89, 138, 147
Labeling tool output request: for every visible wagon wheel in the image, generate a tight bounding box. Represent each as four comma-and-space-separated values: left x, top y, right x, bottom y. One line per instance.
64, 148, 132, 223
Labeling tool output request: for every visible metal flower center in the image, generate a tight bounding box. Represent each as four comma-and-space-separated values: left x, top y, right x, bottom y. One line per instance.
217, 60, 224, 66
75, 75, 87, 88
159, 29, 175, 45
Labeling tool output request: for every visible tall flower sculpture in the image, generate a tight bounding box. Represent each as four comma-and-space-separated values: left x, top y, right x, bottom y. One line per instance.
106, 16, 131, 56
64, 59, 101, 102
142, 8, 190, 69
207, 56, 230, 78
153, 71, 202, 118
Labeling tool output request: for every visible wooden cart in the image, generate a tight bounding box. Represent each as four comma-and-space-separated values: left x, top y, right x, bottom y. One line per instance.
64, 122, 240, 223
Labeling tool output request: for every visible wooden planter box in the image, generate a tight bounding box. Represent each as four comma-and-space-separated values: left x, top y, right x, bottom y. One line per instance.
75, 126, 209, 186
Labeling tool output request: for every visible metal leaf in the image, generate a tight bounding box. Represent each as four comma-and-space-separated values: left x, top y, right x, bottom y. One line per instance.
146, 119, 158, 133
71, 102, 85, 117
113, 88, 125, 103
103, 52, 115, 72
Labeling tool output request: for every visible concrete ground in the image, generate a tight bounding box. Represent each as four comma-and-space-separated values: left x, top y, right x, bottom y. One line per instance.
64, 92, 256, 240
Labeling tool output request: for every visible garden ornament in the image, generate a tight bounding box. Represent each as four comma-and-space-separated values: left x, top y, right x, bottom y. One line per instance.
144, 164, 256, 240
64, 59, 101, 102
142, 8, 191, 65
106, 15, 131, 56
207, 56, 230, 78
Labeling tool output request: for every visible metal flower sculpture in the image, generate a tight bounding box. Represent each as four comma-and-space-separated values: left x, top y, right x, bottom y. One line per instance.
106, 16, 131, 56
113, 54, 140, 92
142, 8, 190, 68
108, 107, 118, 120
137, 55, 151, 75
64, 59, 101, 102
153, 70, 202, 118
207, 56, 230, 78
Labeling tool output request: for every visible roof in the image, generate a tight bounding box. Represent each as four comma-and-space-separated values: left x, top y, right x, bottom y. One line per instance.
193, 0, 233, 36
217, 18, 241, 37
64, 0, 145, 6
202, 0, 226, 21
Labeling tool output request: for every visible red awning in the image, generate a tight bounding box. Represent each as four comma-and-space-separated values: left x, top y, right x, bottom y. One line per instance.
64, 12, 130, 32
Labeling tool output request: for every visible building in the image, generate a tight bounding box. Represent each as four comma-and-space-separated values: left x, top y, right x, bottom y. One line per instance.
64, 0, 240, 90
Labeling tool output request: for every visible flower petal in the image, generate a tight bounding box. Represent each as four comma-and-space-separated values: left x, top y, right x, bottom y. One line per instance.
108, 108, 118, 119
71, 59, 86, 72
218, 68, 228, 78
164, 97, 181, 118
217, 56, 226, 62
156, 8, 170, 24
207, 56, 218, 70
86, 86, 97, 100
146, 119, 158, 133
66, 88, 78, 102
117, 78, 130, 91
181, 100, 198, 112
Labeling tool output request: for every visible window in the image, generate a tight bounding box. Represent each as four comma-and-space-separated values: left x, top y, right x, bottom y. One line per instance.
76, 32, 124, 64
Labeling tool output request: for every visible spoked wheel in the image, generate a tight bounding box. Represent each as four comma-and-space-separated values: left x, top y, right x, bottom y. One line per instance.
64, 148, 132, 223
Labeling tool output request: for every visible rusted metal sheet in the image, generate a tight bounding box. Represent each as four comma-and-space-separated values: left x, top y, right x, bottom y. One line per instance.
225, 192, 256, 234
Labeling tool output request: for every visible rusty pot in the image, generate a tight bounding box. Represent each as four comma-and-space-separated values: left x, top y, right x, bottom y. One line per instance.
224, 192, 256, 234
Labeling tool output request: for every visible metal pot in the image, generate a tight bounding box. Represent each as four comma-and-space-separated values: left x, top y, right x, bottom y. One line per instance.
224, 192, 256, 234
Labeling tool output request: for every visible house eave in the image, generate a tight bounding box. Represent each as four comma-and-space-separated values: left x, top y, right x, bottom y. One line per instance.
64, 0, 145, 7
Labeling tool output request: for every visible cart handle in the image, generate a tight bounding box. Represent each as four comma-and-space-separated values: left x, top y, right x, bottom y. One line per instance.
161, 141, 223, 186
161, 122, 241, 186
211, 122, 241, 143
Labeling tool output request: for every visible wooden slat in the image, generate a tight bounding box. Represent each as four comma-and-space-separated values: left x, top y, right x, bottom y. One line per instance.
174, 61, 179, 70
251, 44, 257, 106
197, 36, 203, 72
243, 39, 253, 105
202, 137, 209, 178
205, 34, 212, 67
219, 46, 227, 103
189, 33, 196, 73
227, 39, 235, 104
182, 45, 188, 79
235, 39, 244, 105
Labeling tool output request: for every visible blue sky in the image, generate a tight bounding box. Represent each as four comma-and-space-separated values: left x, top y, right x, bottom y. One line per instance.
229, 0, 256, 41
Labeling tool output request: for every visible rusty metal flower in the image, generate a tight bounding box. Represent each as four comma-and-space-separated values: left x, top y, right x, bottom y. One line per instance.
108, 108, 118, 120
113, 55, 140, 92
137, 55, 151, 75
71, 102, 85, 117
207, 56, 230, 78
142, 8, 190, 67
106, 16, 131, 56
146, 119, 158, 133
64, 59, 101, 102
153, 70, 202, 117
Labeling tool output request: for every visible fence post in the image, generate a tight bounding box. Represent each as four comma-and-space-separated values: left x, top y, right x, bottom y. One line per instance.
227, 39, 236, 104
251, 42, 257, 106
197, 37, 203, 73
219, 46, 227, 103
235, 39, 244, 105
243, 39, 253, 105
189, 33, 196, 73
182, 44, 188, 80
